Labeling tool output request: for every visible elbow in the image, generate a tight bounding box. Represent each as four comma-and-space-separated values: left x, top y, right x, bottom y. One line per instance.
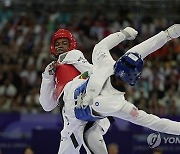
39, 96, 56, 112
94, 44, 102, 50
94, 43, 108, 51
42, 106, 54, 112
93, 44, 102, 54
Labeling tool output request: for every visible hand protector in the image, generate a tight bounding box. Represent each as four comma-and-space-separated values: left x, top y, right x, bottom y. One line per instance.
74, 105, 103, 121
121, 27, 138, 40
165, 24, 180, 39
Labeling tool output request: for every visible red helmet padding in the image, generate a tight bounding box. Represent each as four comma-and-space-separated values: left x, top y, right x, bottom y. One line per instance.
51, 29, 77, 56
55, 64, 80, 100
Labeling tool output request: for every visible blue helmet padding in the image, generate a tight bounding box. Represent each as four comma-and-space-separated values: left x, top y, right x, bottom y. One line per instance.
114, 52, 143, 86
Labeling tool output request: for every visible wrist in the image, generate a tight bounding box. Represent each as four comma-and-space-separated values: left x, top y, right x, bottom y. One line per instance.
120, 30, 131, 40
164, 30, 173, 41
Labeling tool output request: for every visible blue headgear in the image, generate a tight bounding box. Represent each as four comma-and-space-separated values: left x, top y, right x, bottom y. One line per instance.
114, 52, 143, 86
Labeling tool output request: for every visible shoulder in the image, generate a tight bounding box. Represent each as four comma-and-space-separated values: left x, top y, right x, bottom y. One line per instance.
67, 49, 83, 56
63, 50, 85, 62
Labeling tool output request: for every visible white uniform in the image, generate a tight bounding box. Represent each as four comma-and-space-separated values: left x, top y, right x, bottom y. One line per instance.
85, 29, 180, 136
60, 77, 110, 154
68, 28, 180, 140
39, 50, 92, 112
39, 49, 110, 154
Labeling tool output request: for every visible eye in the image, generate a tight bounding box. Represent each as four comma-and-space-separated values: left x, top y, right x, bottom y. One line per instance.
62, 41, 69, 45
55, 42, 60, 47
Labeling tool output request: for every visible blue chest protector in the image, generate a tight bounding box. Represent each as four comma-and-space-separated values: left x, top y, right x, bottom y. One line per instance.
74, 78, 89, 100
74, 78, 103, 121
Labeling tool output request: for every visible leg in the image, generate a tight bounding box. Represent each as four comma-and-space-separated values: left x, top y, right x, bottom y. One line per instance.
58, 127, 85, 154
84, 122, 108, 154
58, 136, 81, 154
101, 100, 180, 135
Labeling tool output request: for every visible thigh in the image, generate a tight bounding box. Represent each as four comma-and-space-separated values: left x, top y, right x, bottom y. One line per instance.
101, 99, 138, 119
84, 123, 108, 154
102, 100, 180, 135
58, 130, 84, 154
58, 136, 80, 154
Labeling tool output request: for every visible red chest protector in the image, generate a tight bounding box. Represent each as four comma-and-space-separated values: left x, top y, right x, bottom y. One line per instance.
55, 64, 80, 100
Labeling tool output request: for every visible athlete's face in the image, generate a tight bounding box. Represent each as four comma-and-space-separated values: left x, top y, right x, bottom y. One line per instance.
110, 75, 126, 92
54, 38, 70, 56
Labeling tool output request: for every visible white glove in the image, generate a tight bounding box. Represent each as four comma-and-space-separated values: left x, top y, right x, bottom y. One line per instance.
121, 27, 138, 40
165, 24, 180, 40
43, 61, 57, 79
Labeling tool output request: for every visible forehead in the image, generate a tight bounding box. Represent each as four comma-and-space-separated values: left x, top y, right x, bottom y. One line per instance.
55, 38, 69, 43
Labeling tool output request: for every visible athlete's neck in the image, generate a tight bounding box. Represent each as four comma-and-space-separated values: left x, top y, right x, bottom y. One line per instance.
110, 75, 126, 92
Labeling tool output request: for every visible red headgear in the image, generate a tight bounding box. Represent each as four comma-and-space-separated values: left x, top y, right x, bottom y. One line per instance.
55, 64, 80, 100
51, 29, 77, 57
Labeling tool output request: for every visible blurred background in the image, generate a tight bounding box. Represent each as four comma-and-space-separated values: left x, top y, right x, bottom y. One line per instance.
0, 0, 180, 153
